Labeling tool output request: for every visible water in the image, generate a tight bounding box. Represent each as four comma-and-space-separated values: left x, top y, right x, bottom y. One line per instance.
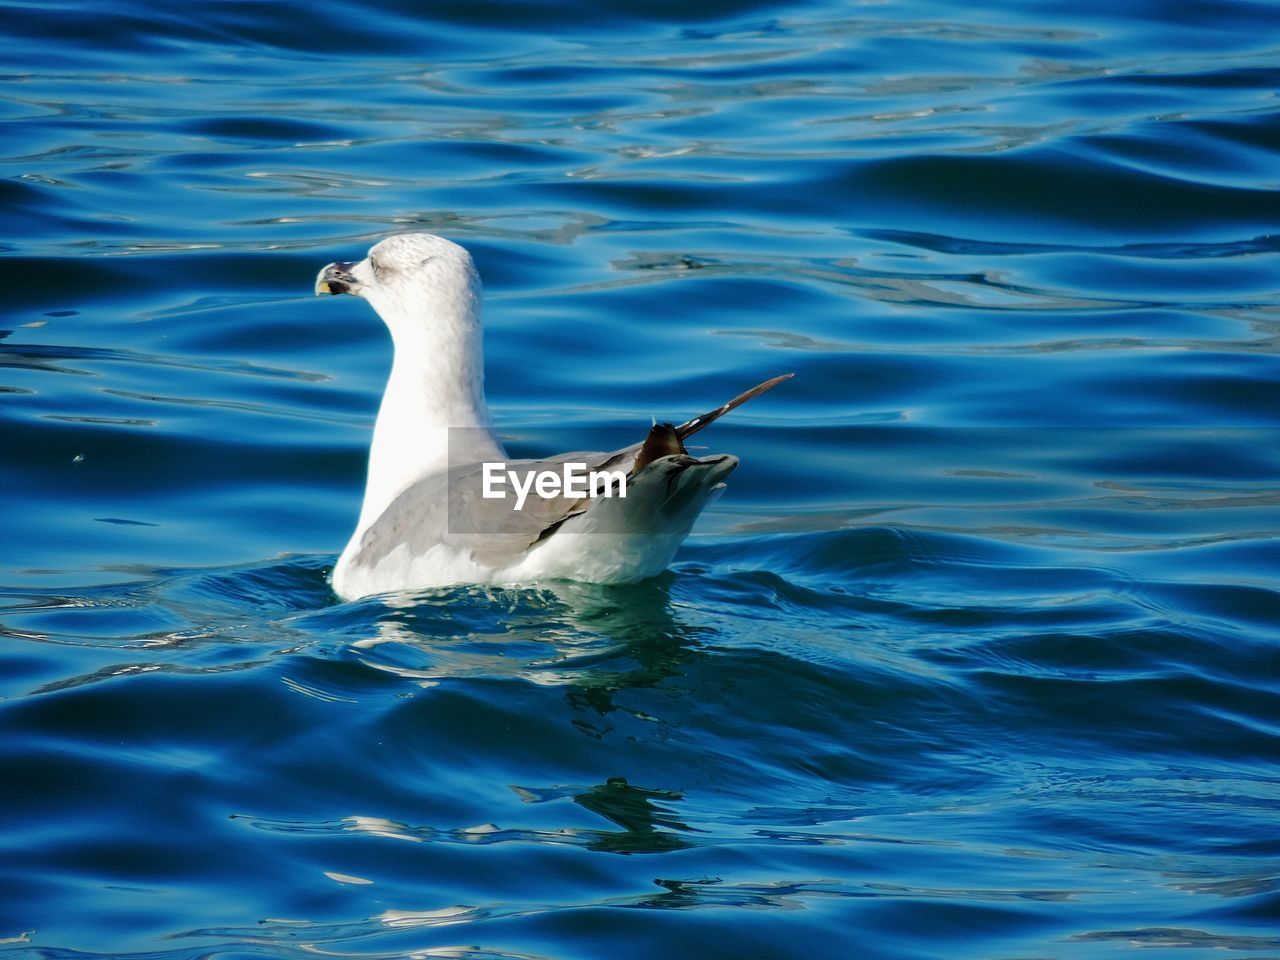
3, 0, 1279, 956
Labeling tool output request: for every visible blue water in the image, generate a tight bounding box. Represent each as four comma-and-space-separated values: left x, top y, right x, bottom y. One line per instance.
3, 0, 1280, 956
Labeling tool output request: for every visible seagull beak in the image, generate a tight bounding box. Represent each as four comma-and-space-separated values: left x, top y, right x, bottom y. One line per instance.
315, 261, 360, 296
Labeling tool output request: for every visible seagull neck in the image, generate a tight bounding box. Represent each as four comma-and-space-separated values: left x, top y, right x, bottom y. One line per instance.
356, 309, 498, 534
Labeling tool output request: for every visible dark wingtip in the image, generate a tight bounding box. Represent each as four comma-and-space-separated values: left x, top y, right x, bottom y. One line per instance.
632, 422, 688, 473
675, 372, 795, 441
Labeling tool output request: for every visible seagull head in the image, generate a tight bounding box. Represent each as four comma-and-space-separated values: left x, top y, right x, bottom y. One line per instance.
315, 233, 481, 334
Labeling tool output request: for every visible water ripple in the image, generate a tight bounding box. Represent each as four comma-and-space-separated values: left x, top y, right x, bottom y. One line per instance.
4, 0, 1280, 956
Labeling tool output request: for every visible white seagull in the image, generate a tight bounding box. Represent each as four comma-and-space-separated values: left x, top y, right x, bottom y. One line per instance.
315, 233, 791, 601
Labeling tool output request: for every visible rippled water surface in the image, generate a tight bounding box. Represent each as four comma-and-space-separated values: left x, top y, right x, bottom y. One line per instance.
3, 0, 1280, 956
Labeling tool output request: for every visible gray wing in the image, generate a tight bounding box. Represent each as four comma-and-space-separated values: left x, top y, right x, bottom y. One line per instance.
447, 448, 636, 566
347, 373, 793, 573
350, 448, 634, 572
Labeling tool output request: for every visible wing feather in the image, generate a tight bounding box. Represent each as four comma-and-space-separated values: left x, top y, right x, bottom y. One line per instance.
348, 374, 793, 573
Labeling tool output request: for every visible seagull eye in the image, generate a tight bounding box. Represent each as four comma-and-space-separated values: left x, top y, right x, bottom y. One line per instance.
420, 256, 435, 267
369, 256, 385, 278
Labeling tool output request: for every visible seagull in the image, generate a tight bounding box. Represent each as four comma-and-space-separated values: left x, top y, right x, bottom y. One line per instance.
315, 233, 791, 601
